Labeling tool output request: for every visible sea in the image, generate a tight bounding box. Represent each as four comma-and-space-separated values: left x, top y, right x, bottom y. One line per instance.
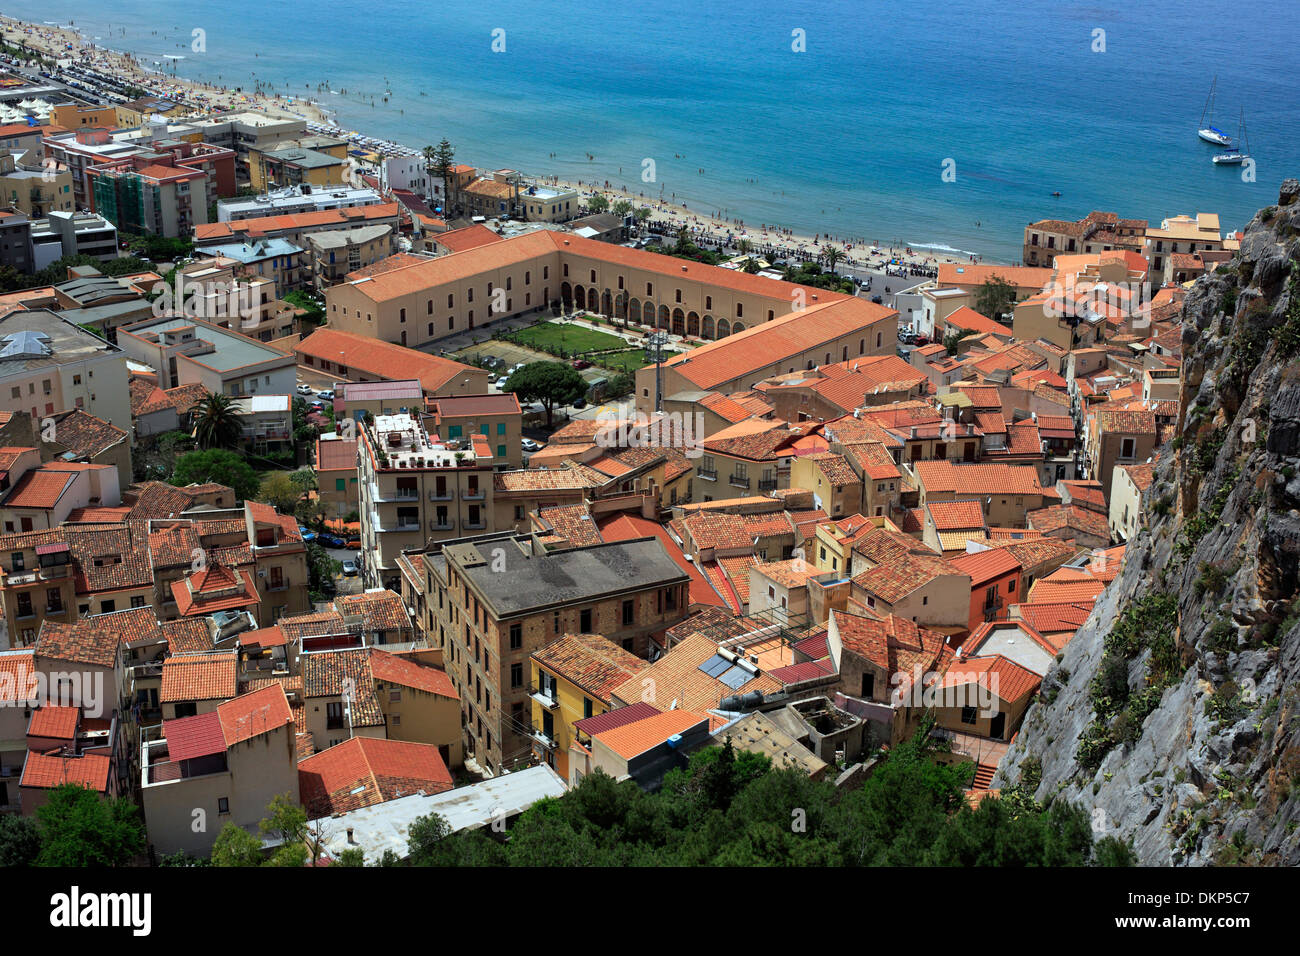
5, 0, 1298, 262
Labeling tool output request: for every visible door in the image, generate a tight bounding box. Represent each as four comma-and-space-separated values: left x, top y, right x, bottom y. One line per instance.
990, 711, 1006, 739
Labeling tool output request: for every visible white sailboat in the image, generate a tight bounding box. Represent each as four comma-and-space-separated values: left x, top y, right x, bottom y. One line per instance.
1198, 76, 1233, 146
1213, 110, 1251, 165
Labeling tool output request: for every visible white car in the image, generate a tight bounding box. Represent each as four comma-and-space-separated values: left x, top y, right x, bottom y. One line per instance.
296, 384, 313, 395
521, 438, 540, 452
316, 389, 335, 400
494, 377, 509, 390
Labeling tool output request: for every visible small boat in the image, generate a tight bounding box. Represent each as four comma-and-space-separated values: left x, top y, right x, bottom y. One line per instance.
1198, 76, 1234, 146
1213, 109, 1251, 165
1051, 191, 1061, 197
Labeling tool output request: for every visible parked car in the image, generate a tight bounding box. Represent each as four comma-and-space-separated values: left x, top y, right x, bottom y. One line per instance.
573, 398, 587, 409
494, 377, 509, 389
309, 400, 325, 411
571, 358, 591, 370
297, 527, 317, 543
345, 537, 361, 549
871, 295, 884, 305
914, 335, 931, 346
296, 383, 314, 395
318, 533, 345, 548
342, 559, 358, 576
316, 389, 335, 400
521, 438, 540, 452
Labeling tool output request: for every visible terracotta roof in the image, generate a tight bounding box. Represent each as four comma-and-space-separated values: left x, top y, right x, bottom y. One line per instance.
4, 468, 75, 509
912, 460, 1046, 497
948, 547, 1022, 586
27, 705, 79, 739
193, 202, 399, 241
162, 711, 226, 762
573, 701, 661, 737
807, 451, 860, 486
334, 590, 411, 633
592, 709, 709, 760
217, 683, 294, 747
533, 633, 648, 703
698, 392, 754, 423
434, 223, 505, 253
611, 633, 779, 710
301, 648, 384, 727
833, 611, 948, 676
21, 750, 111, 792
367, 648, 458, 699
298, 736, 453, 819
0, 649, 36, 705
161, 618, 212, 653
938, 654, 1040, 704
853, 551, 962, 603
494, 461, 609, 493
925, 499, 987, 530
47, 410, 127, 458
1027, 504, 1111, 541
1120, 460, 1157, 492
942, 306, 1014, 338
703, 419, 794, 461
295, 327, 483, 393
1027, 577, 1106, 603
1013, 600, 1094, 635
34, 618, 119, 669
160, 651, 239, 703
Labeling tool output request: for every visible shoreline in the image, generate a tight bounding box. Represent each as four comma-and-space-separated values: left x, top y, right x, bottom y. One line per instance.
0, 14, 1004, 269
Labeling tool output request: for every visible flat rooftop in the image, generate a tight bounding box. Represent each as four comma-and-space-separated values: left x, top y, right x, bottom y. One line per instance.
447, 535, 689, 617
122, 316, 291, 372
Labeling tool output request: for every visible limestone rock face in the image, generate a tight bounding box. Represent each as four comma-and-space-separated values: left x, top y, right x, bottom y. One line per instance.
993, 185, 1300, 865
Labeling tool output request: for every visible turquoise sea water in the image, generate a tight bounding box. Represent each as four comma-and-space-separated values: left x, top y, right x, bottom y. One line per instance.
6, 0, 1297, 261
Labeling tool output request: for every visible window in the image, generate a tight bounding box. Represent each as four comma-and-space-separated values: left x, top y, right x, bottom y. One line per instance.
1120, 437, 1136, 459
510, 662, 523, 688
580, 608, 592, 631
509, 622, 522, 649
218, 798, 229, 814
553, 611, 560, 633
583, 697, 593, 719
622, 599, 634, 625
960, 706, 978, 725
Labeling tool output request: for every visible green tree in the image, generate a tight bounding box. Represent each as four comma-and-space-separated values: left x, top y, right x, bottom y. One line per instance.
824, 245, 843, 275
611, 199, 632, 218
332, 846, 366, 866
506, 362, 587, 427
587, 193, 610, 214
34, 785, 145, 867
192, 391, 244, 450
210, 822, 263, 867
306, 541, 341, 599
428, 138, 456, 213
634, 206, 651, 227
171, 448, 260, 501
943, 328, 976, 355
973, 275, 1018, 322
257, 471, 301, 514
605, 372, 634, 399
0, 813, 41, 866
284, 289, 325, 325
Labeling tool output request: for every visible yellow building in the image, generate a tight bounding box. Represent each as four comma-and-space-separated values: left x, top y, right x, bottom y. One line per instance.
529, 633, 648, 783
249, 137, 349, 192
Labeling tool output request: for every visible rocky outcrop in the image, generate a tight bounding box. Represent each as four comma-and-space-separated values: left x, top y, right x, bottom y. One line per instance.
993, 180, 1300, 865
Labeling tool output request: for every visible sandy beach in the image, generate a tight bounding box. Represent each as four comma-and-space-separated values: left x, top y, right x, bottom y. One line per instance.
0, 14, 994, 270
0, 15, 329, 125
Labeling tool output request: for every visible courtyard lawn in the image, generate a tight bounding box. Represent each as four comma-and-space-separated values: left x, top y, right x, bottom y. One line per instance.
509, 321, 629, 355
593, 348, 680, 373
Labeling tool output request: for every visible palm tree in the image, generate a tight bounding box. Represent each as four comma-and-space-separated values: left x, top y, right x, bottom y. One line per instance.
824, 245, 844, 275
192, 392, 244, 450
736, 238, 752, 256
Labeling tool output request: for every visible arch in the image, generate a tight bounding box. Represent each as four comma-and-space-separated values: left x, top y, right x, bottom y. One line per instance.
615, 292, 629, 320
701, 314, 715, 339
602, 290, 614, 316
400, 330, 407, 346
642, 301, 655, 325
671, 308, 686, 336
628, 297, 641, 323
732, 321, 745, 334
686, 311, 700, 337
717, 318, 731, 338
560, 282, 573, 309
573, 285, 586, 310
589, 287, 600, 313
658, 305, 671, 330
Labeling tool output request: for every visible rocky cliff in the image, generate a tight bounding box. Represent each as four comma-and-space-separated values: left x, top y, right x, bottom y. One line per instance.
993, 179, 1300, 865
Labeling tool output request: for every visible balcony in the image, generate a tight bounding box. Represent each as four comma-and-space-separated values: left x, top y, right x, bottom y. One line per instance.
696, 467, 717, 480
531, 723, 557, 750
530, 684, 558, 710
729, 474, 751, 489
393, 488, 420, 501
758, 478, 778, 491
429, 519, 455, 532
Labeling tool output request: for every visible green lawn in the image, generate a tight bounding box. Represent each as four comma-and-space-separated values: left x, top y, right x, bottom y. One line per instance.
509, 321, 628, 355
593, 349, 680, 373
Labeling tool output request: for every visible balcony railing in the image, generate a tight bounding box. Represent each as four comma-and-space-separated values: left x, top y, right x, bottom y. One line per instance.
729, 474, 750, 489
758, 478, 778, 491
531, 723, 557, 749
696, 467, 717, 480
530, 684, 558, 710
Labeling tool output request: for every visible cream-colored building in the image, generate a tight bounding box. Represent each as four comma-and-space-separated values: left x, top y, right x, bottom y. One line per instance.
0, 309, 133, 436
140, 684, 298, 857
